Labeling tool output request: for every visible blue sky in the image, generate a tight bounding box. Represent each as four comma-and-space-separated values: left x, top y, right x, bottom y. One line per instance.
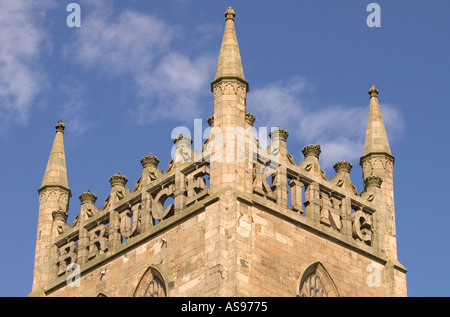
0, 0, 449, 297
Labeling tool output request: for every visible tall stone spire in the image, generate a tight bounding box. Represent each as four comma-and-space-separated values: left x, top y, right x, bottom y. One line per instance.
33, 120, 71, 293
360, 86, 398, 262
209, 7, 252, 196
211, 7, 248, 91
361, 85, 392, 158
39, 120, 70, 192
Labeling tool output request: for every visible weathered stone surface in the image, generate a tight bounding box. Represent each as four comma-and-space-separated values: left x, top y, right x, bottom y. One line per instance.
31, 7, 406, 298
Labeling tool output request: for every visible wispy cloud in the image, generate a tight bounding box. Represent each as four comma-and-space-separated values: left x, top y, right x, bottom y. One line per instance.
65, 0, 216, 125
58, 78, 93, 137
0, 0, 55, 133
248, 78, 405, 167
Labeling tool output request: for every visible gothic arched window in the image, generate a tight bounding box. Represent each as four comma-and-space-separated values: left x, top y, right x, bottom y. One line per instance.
133, 267, 167, 297
298, 262, 339, 297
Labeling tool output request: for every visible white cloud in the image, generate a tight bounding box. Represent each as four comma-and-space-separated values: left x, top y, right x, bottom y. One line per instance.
134, 52, 215, 124
66, 1, 216, 125
0, 0, 55, 132
248, 78, 405, 168
59, 79, 93, 137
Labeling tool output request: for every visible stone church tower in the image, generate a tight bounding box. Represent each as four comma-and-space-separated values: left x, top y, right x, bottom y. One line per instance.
30, 7, 406, 297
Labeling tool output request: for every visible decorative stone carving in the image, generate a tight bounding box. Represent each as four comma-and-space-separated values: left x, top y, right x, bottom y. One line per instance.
72, 190, 99, 227
352, 208, 373, 245
300, 273, 327, 297
207, 115, 214, 127
55, 120, 65, 133
288, 179, 304, 213
109, 172, 128, 187
52, 208, 68, 223
57, 241, 77, 276
224, 6, 236, 20
79, 189, 97, 205
120, 203, 141, 239
48, 191, 58, 202
319, 192, 342, 231
369, 85, 379, 98
53, 208, 69, 234
134, 267, 167, 297
173, 134, 193, 165
88, 225, 109, 260
298, 262, 339, 297
212, 80, 247, 99
333, 161, 352, 174
364, 176, 382, 189
141, 152, 160, 169
245, 112, 255, 126
102, 172, 130, 210
185, 166, 210, 206
300, 144, 327, 180
134, 153, 162, 192
302, 144, 321, 159
252, 161, 277, 202
331, 161, 358, 195
152, 184, 175, 221
269, 127, 289, 143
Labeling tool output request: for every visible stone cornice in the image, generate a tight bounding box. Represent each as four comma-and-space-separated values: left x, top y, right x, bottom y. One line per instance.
38, 184, 72, 198
359, 152, 395, 166
210, 76, 249, 92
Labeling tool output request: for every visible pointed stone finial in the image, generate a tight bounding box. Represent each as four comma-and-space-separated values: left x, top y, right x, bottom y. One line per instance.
79, 189, 98, 205
40, 120, 70, 192
269, 126, 289, 142
55, 120, 65, 133
302, 144, 321, 159
173, 134, 193, 147
361, 85, 392, 157
225, 7, 236, 20
109, 171, 128, 187
212, 6, 248, 91
333, 161, 353, 174
140, 152, 160, 168
369, 85, 379, 98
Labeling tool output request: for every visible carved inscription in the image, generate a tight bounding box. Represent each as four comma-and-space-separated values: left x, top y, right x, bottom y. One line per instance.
185, 165, 210, 206
352, 208, 373, 245
120, 204, 141, 239
57, 241, 78, 276
88, 225, 109, 260
320, 192, 342, 231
